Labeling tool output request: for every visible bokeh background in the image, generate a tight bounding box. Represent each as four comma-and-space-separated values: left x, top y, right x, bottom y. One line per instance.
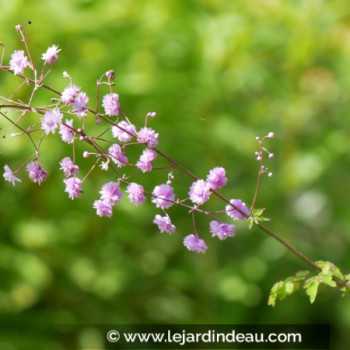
1, 0, 350, 348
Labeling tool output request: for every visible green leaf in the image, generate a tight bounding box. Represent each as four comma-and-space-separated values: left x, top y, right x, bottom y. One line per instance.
247, 218, 254, 230
295, 270, 310, 280
284, 281, 294, 294
320, 274, 336, 288
304, 278, 320, 303
268, 281, 283, 307
252, 208, 265, 217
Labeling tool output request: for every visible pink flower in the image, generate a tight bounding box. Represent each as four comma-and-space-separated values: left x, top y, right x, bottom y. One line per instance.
61, 85, 80, 104
41, 45, 61, 64
72, 92, 89, 118
112, 121, 137, 142
153, 214, 175, 234
206, 167, 227, 190
64, 177, 82, 199
59, 157, 79, 177
126, 183, 146, 206
99, 182, 123, 206
108, 144, 128, 167
225, 199, 249, 220
3, 165, 21, 186
189, 179, 211, 205
137, 127, 158, 148
152, 184, 175, 209
10, 50, 30, 75
102, 93, 120, 116
209, 221, 236, 240
41, 109, 63, 135
136, 148, 157, 173
59, 119, 75, 143
93, 200, 112, 217
183, 234, 207, 253
26, 162, 48, 185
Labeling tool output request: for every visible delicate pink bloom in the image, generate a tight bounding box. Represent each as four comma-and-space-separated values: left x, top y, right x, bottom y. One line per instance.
26, 162, 48, 185
225, 199, 249, 220
59, 119, 75, 143
183, 234, 207, 253
153, 214, 175, 234
112, 121, 137, 142
102, 93, 120, 116
152, 184, 175, 209
136, 148, 157, 173
41, 45, 61, 64
108, 144, 128, 167
206, 167, 227, 190
209, 221, 236, 240
99, 182, 123, 206
93, 200, 112, 217
10, 50, 30, 75
72, 92, 89, 117
126, 183, 146, 205
59, 157, 79, 177
137, 127, 158, 148
146, 112, 157, 118
189, 179, 211, 205
3, 165, 21, 186
61, 85, 80, 104
41, 109, 63, 135
64, 177, 82, 199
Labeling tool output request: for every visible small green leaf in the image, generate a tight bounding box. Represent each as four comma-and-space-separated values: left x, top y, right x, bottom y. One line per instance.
295, 270, 310, 280
304, 278, 320, 304
320, 273, 336, 288
252, 208, 265, 217
268, 281, 283, 307
284, 281, 294, 294
247, 218, 254, 230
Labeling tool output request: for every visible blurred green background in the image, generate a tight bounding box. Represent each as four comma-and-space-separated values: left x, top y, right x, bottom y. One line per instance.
1, 0, 350, 348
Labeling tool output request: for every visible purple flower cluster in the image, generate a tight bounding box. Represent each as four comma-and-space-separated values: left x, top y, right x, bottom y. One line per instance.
137, 127, 158, 148
210, 221, 236, 240
153, 214, 176, 234
126, 183, 146, 206
72, 92, 89, 118
41, 45, 61, 64
112, 121, 137, 142
41, 109, 63, 135
206, 167, 227, 190
10, 50, 29, 75
59, 119, 75, 143
152, 184, 175, 209
64, 177, 82, 199
183, 234, 207, 253
225, 199, 249, 220
59, 157, 79, 177
61, 84, 80, 104
93, 182, 123, 217
108, 144, 128, 167
3, 165, 21, 186
2, 30, 267, 257
102, 93, 120, 116
189, 179, 211, 205
136, 148, 157, 172
26, 162, 48, 185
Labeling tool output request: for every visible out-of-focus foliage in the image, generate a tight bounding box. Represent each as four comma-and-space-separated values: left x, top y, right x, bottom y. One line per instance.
1, 0, 350, 348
